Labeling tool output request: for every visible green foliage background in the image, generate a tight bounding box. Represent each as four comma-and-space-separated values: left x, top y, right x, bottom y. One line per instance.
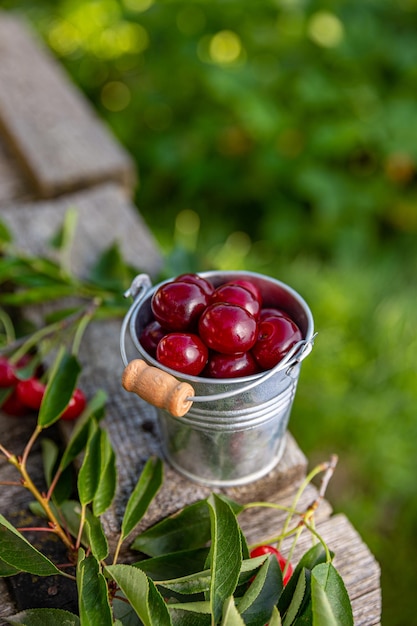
2, 1, 417, 623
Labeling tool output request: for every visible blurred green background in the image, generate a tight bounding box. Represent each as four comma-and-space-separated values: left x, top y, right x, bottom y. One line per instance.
2, 0, 416, 623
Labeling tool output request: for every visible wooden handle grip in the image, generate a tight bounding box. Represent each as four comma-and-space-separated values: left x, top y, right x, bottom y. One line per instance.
122, 359, 194, 417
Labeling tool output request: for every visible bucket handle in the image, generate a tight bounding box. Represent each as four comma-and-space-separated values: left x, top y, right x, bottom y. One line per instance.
120, 273, 316, 417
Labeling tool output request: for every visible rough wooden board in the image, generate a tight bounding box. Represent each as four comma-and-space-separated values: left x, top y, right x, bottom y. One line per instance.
0, 12, 136, 198
0, 183, 162, 279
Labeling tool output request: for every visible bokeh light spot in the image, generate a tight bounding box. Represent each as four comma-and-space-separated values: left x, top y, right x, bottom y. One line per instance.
101, 81, 131, 112
122, 0, 154, 12
209, 30, 243, 65
307, 11, 344, 48
48, 19, 81, 56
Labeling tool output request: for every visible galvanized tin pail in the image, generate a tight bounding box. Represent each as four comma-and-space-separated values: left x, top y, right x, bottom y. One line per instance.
120, 271, 315, 487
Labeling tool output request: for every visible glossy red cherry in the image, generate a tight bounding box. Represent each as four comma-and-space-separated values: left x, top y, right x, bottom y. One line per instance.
174, 273, 215, 297
139, 320, 167, 358
250, 545, 293, 586
230, 279, 262, 305
0, 357, 18, 388
16, 378, 46, 410
210, 283, 261, 319
252, 314, 302, 370
151, 281, 209, 331
203, 351, 259, 379
60, 388, 87, 421
1, 389, 29, 416
259, 307, 288, 321
198, 303, 258, 354
156, 333, 208, 376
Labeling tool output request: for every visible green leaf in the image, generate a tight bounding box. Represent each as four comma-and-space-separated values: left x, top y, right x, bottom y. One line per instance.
85, 510, 109, 562
269, 607, 283, 626
92, 428, 117, 516
207, 493, 242, 624
106, 563, 172, 626
59, 390, 107, 471
5, 608, 80, 625
38, 348, 81, 428
88, 242, 130, 291
282, 569, 308, 626
311, 563, 353, 626
156, 568, 211, 595
121, 456, 163, 542
135, 547, 210, 580
278, 543, 328, 617
239, 555, 283, 626
77, 550, 113, 625
221, 596, 245, 625
0, 515, 62, 577
0, 556, 21, 577
131, 499, 212, 556
77, 421, 102, 506
41, 438, 59, 488
0, 285, 77, 306
0, 218, 12, 244
169, 603, 211, 625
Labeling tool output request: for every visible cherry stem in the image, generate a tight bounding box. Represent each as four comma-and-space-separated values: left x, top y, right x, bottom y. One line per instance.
71, 298, 101, 357
0, 443, 14, 459
277, 455, 338, 551
75, 504, 87, 550
21, 425, 42, 468
112, 535, 123, 566
46, 466, 63, 502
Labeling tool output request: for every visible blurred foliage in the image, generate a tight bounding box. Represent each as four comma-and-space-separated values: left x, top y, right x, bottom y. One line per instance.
2, 0, 417, 624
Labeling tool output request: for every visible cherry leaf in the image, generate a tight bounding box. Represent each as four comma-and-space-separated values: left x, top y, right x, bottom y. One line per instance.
120, 456, 163, 542
311, 563, 353, 626
207, 493, 242, 624
77, 550, 112, 625
5, 608, 80, 625
106, 563, 172, 626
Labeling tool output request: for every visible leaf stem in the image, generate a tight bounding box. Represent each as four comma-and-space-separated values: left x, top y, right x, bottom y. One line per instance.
8, 454, 74, 551
277, 456, 336, 551
112, 536, 123, 566
75, 504, 87, 550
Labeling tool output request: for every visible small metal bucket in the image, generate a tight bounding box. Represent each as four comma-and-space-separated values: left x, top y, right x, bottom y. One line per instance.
120, 270, 315, 487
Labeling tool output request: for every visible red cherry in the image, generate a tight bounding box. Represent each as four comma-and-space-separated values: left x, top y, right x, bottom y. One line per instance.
60, 388, 87, 421
16, 378, 46, 410
151, 281, 209, 331
156, 333, 208, 376
198, 303, 258, 354
250, 545, 293, 586
0, 357, 18, 388
252, 314, 302, 370
1, 389, 29, 416
210, 283, 261, 319
230, 279, 262, 305
203, 351, 259, 379
174, 273, 215, 297
139, 320, 167, 358
259, 307, 288, 321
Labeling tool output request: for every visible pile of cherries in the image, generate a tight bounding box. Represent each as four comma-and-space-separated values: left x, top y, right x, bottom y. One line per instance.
139, 273, 302, 378
0, 355, 86, 420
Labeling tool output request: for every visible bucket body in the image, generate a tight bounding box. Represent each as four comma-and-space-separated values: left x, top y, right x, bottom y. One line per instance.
123, 270, 314, 487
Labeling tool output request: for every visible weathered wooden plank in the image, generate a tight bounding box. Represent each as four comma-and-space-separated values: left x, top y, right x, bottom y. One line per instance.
0, 12, 136, 198
0, 183, 162, 278
0, 138, 33, 208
